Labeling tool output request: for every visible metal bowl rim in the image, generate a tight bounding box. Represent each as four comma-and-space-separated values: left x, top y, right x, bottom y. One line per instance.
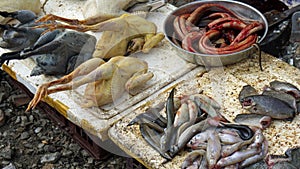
163, 0, 269, 58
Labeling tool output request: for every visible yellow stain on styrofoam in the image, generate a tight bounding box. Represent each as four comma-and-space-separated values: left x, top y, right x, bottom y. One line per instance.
2, 64, 17, 80
44, 96, 69, 118
81, 119, 97, 136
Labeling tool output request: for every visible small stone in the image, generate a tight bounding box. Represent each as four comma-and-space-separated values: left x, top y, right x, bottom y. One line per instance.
69, 143, 80, 152
62, 150, 73, 157
81, 150, 90, 157
40, 152, 61, 163
29, 115, 34, 123
38, 143, 45, 149
87, 158, 94, 164
15, 116, 21, 124
1, 161, 10, 166
34, 127, 43, 134
4, 108, 13, 114
42, 163, 54, 169
0, 146, 12, 160
20, 116, 28, 127
20, 132, 30, 140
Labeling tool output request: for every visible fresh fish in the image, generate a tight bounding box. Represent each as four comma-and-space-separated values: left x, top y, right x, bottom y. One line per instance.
170, 119, 208, 157
175, 100, 198, 144
239, 85, 259, 103
127, 101, 166, 128
173, 102, 189, 127
216, 147, 259, 168
139, 123, 171, 160
193, 96, 220, 118
188, 94, 221, 110
241, 95, 295, 120
234, 114, 272, 129
240, 138, 268, 168
218, 133, 243, 145
272, 162, 298, 169
285, 147, 300, 167
248, 129, 265, 148
262, 88, 297, 110
269, 80, 300, 100
206, 129, 221, 169
166, 88, 175, 128
160, 88, 177, 154
181, 150, 206, 169
221, 137, 253, 157
187, 130, 209, 149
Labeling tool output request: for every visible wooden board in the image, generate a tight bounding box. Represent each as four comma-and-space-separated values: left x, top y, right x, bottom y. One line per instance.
109, 53, 300, 169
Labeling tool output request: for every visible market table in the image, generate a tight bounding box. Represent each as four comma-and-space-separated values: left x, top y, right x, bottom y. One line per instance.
109, 53, 300, 169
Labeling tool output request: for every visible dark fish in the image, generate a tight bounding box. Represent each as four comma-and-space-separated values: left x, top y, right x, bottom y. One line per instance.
234, 114, 272, 129
239, 85, 259, 103
241, 95, 295, 120
127, 101, 166, 128
160, 88, 177, 155
285, 147, 300, 167
139, 123, 171, 160
269, 80, 300, 100
272, 162, 298, 169
219, 122, 254, 140
262, 88, 297, 111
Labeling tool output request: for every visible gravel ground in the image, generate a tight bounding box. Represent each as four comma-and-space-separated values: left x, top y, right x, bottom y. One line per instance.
0, 70, 143, 169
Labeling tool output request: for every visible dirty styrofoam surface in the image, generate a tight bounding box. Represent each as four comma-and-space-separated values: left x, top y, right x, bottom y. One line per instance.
109, 53, 300, 169
1, 1, 199, 140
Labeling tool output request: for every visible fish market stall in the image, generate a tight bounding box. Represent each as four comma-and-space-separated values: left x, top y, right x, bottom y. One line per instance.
1, 0, 300, 168
109, 53, 300, 169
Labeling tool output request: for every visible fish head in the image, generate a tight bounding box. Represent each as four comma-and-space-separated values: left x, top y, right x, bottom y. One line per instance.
240, 96, 256, 109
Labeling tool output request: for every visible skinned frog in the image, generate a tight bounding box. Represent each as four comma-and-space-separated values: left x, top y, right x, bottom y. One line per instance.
26, 56, 154, 110
34, 11, 165, 59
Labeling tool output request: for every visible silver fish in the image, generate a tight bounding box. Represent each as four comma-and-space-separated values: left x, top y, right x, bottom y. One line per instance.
218, 133, 243, 145
234, 114, 272, 129
216, 147, 259, 168
221, 138, 253, 157
181, 150, 206, 169
206, 129, 221, 169
240, 138, 268, 168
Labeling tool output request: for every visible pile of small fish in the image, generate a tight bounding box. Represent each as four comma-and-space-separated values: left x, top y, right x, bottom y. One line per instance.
183, 127, 267, 169
128, 88, 227, 160
236, 80, 300, 128
127, 88, 271, 169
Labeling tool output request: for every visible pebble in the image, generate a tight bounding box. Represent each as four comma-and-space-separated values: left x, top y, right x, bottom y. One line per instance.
20, 132, 30, 140
40, 152, 61, 163
2, 163, 16, 169
34, 127, 43, 133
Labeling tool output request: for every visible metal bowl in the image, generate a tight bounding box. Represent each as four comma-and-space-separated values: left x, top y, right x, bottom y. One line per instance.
163, 0, 268, 67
